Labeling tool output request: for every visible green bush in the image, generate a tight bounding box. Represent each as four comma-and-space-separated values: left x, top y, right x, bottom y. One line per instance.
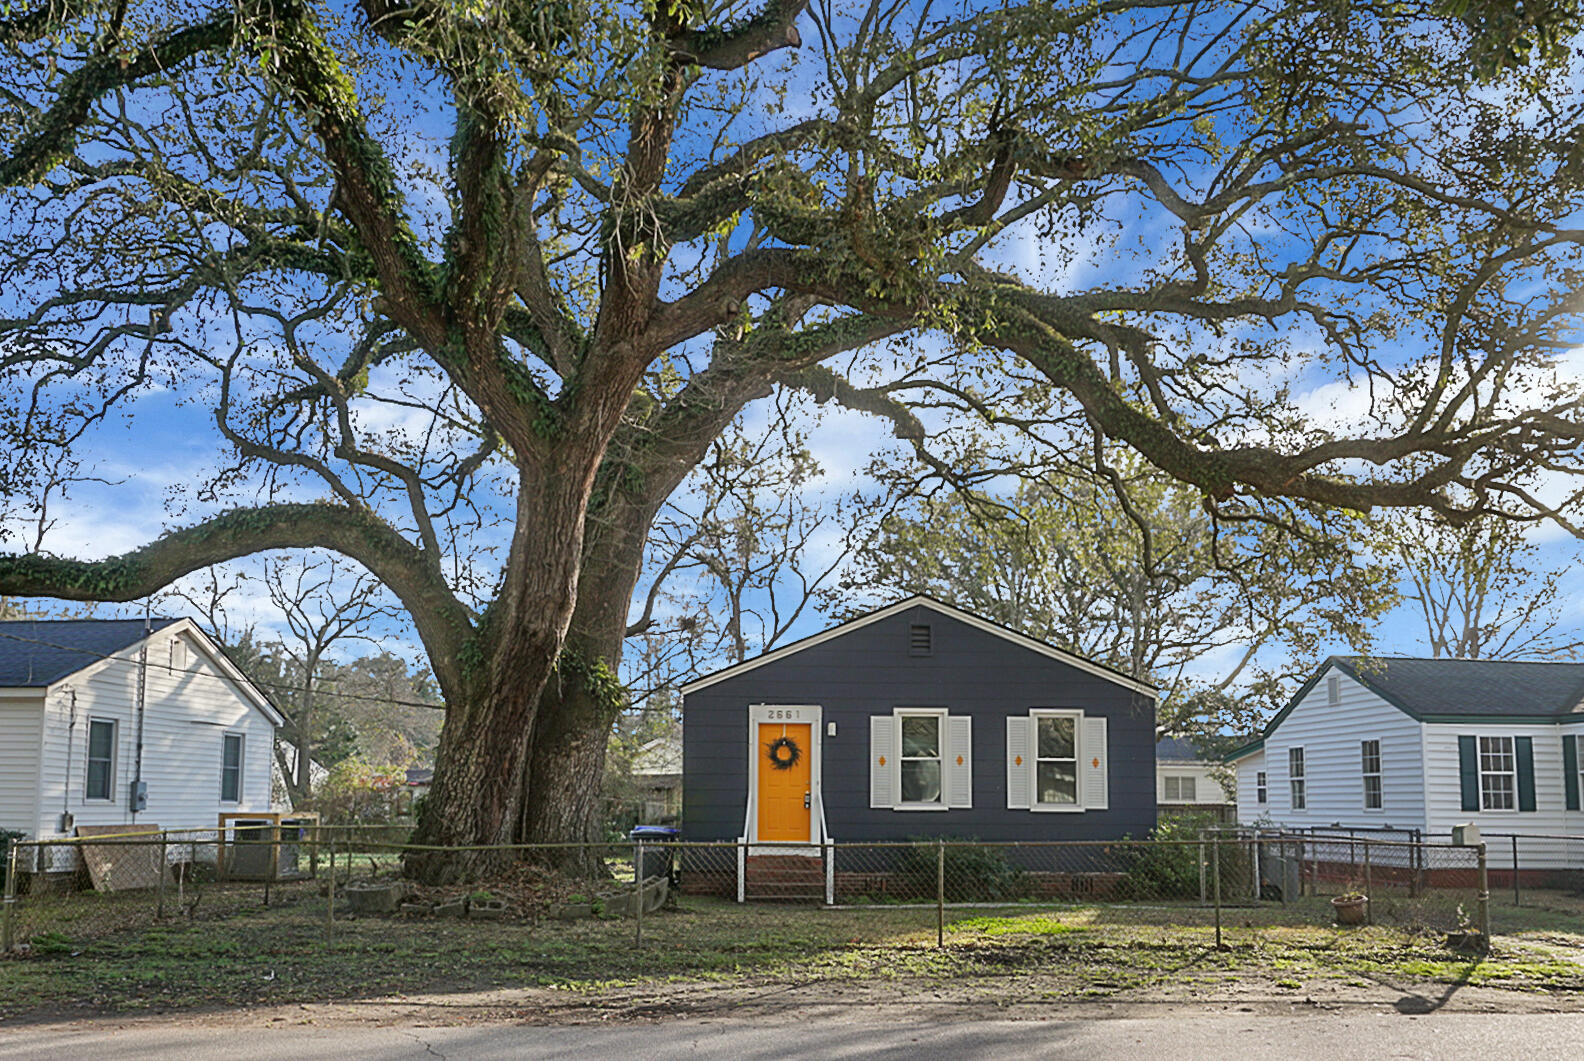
894, 839, 1028, 902
1123, 813, 1220, 900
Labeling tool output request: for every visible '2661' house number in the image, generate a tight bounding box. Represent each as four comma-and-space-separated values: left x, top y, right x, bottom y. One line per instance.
765, 708, 802, 720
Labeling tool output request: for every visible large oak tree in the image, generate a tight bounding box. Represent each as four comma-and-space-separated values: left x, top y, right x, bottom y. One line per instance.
3, 0, 1584, 877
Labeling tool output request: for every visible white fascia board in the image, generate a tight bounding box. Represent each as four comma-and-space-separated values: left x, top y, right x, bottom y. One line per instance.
42, 619, 287, 728
680, 595, 1158, 699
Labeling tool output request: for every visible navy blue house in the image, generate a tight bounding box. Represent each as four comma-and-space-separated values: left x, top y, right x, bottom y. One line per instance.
680, 596, 1159, 870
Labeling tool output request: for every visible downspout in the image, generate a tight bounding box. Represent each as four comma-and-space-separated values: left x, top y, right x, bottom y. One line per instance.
60, 688, 77, 832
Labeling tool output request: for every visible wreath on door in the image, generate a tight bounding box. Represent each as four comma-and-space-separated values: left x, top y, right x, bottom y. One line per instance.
766, 736, 802, 770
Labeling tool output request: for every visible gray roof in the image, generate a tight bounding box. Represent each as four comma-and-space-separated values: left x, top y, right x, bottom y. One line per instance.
1330, 656, 1584, 722
0, 618, 180, 687
1155, 736, 1206, 761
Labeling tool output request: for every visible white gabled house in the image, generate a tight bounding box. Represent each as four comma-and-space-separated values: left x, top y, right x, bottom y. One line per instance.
0, 618, 283, 841
1155, 737, 1234, 816
1228, 656, 1584, 872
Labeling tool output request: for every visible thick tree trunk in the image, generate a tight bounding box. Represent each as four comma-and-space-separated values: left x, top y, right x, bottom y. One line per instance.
519, 529, 649, 862
406, 448, 610, 883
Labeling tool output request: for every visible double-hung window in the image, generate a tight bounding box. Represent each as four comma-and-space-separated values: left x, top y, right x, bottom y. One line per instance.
1361, 739, 1382, 810
1163, 775, 1196, 802
1256, 771, 1268, 804
221, 733, 244, 804
1288, 747, 1306, 810
1479, 736, 1516, 810
1033, 712, 1080, 807
898, 712, 943, 806
85, 719, 116, 801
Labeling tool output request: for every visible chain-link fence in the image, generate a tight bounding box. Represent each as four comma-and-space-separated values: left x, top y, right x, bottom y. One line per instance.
2, 828, 1499, 956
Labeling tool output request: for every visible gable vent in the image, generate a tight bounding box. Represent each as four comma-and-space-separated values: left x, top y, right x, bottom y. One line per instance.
1326, 674, 1340, 705
909, 623, 933, 656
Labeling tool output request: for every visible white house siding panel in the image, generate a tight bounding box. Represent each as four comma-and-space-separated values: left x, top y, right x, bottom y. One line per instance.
1157, 760, 1231, 806
1233, 750, 1265, 822
0, 694, 44, 835
1422, 720, 1584, 870
1258, 664, 1426, 833
35, 629, 276, 839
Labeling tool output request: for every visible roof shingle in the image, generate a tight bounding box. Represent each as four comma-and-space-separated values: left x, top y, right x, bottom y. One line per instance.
0, 618, 179, 688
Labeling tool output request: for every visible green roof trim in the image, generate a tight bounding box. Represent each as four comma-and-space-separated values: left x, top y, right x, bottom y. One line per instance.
1253, 656, 1584, 748
1222, 737, 1264, 763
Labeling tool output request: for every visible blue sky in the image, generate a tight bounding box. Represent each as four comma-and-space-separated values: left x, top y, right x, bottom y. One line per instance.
3, 0, 1584, 714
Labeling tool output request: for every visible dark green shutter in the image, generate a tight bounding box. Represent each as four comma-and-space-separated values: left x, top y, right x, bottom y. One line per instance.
1564, 735, 1579, 812
1458, 736, 1479, 812
1517, 736, 1536, 812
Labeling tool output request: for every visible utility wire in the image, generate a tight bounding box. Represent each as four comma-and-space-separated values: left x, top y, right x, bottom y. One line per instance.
0, 627, 444, 712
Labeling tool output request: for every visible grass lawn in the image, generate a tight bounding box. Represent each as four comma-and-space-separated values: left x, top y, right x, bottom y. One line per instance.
4, 892, 1584, 1022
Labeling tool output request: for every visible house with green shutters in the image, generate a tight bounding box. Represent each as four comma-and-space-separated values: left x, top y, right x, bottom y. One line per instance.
1226, 657, 1584, 872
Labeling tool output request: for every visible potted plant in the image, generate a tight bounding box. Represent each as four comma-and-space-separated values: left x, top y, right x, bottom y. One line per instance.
1331, 889, 1368, 926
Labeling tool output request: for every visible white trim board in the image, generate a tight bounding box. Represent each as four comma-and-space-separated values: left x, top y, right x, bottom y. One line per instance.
743, 703, 824, 846
40, 618, 285, 728
681, 596, 1158, 699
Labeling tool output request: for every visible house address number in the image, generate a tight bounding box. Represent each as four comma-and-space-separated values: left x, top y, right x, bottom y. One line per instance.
765, 708, 802, 719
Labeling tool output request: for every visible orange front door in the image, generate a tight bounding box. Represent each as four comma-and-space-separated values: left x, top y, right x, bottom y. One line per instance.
756, 722, 812, 842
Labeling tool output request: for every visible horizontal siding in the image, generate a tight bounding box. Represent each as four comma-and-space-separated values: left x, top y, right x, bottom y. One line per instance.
1422, 721, 1584, 868
36, 629, 276, 838
1258, 664, 1426, 831
683, 605, 1157, 843
0, 695, 43, 834
1233, 750, 1266, 821
1156, 761, 1231, 805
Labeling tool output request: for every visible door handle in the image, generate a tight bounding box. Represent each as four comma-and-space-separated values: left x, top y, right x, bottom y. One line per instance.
803, 791, 811, 809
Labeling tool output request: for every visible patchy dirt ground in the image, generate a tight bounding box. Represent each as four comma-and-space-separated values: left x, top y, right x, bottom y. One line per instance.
4, 897, 1584, 1029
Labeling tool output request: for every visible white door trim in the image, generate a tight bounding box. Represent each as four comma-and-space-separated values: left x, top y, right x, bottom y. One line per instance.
745, 703, 823, 853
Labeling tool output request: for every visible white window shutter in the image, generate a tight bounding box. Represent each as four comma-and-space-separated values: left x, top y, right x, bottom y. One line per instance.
870, 715, 896, 808
946, 715, 973, 808
1006, 716, 1031, 809
1081, 716, 1109, 810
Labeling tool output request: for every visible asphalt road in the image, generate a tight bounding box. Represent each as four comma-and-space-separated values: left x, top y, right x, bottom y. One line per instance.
4, 1013, 1584, 1059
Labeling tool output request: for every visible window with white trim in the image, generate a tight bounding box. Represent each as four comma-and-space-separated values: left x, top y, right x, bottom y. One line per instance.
1361, 739, 1382, 810
221, 733, 244, 804
898, 712, 943, 806
1033, 711, 1080, 807
1479, 736, 1515, 810
85, 718, 116, 801
1289, 747, 1306, 810
1163, 775, 1197, 802
1256, 771, 1267, 804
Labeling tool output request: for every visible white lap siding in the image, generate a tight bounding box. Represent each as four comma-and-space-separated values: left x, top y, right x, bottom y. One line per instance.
0, 692, 44, 835
1262, 664, 1426, 832
36, 629, 276, 839
1423, 721, 1582, 870
1232, 749, 1265, 823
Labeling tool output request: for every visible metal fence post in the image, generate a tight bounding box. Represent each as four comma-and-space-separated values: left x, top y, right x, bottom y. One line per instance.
1362, 841, 1372, 925
635, 838, 644, 949
1211, 834, 1223, 950
156, 830, 168, 920
2, 838, 18, 952
1512, 835, 1521, 907
936, 839, 945, 949
1197, 834, 1206, 905
1477, 841, 1491, 944
326, 837, 335, 938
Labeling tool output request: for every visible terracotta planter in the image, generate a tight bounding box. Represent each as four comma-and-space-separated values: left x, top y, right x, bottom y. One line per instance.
1331, 895, 1368, 926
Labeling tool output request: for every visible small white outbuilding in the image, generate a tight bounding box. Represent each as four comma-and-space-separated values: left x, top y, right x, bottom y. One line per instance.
0, 618, 283, 840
